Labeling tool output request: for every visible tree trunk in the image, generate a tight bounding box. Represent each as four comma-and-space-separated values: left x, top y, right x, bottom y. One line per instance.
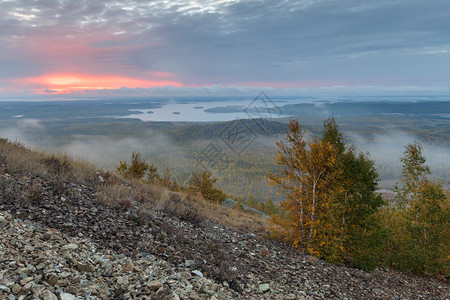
309, 179, 317, 243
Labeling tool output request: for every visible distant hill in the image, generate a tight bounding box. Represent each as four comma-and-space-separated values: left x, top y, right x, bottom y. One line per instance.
282, 100, 450, 117
167, 118, 291, 143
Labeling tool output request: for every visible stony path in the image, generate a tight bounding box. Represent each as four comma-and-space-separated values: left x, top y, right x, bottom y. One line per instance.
0, 171, 448, 299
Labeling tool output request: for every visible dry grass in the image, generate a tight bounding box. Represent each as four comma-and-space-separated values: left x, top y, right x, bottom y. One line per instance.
156, 188, 268, 232
191, 193, 268, 233
97, 177, 156, 207
1, 137, 269, 233
0, 138, 97, 183
98, 177, 268, 233
154, 189, 205, 225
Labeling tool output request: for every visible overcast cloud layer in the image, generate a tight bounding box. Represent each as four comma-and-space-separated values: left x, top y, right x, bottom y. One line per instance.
1, 0, 450, 97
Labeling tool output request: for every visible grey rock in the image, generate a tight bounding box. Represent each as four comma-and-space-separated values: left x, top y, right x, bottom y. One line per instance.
191, 270, 203, 278
222, 198, 238, 209
222, 198, 269, 219
76, 262, 94, 273
147, 280, 162, 291
41, 290, 58, 300
23, 244, 34, 251
46, 274, 59, 286
11, 283, 21, 294
168, 273, 179, 280
0, 270, 6, 280
116, 276, 129, 286
22, 281, 35, 290
19, 276, 33, 286
62, 244, 78, 251
172, 291, 181, 300
0, 284, 11, 293
59, 292, 78, 300
185, 260, 195, 267
259, 283, 270, 293
0, 279, 15, 288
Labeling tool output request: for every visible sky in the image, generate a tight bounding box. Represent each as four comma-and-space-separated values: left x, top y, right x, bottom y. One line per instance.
1, 0, 450, 98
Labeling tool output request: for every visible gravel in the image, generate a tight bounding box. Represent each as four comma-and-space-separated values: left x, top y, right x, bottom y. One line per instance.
1, 170, 448, 299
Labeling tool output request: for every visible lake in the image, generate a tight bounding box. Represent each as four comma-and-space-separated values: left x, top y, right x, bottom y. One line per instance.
120, 99, 293, 122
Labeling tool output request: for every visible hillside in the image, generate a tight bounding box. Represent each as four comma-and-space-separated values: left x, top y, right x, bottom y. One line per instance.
0, 138, 448, 299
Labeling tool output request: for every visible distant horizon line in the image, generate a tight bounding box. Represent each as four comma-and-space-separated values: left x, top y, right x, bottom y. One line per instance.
2, 84, 450, 100
1, 95, 450, 103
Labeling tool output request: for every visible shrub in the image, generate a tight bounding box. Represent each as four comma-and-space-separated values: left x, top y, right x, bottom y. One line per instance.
189, 171, 226, 203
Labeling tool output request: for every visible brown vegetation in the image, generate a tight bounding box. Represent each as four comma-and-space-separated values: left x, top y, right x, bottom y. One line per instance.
0, 138, 96, 183
0, 138, 267, 233
0, 138, 268, 239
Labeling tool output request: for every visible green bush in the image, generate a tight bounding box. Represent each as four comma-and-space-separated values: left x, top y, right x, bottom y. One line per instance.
189, 171, 226, 203
383, 143, 449, 275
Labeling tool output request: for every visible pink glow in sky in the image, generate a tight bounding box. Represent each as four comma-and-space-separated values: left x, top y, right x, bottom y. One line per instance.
1, 0, 450, 98
15, 73, 183, 94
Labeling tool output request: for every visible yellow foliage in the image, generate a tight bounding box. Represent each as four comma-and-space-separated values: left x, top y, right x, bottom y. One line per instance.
268, 120, 340, 255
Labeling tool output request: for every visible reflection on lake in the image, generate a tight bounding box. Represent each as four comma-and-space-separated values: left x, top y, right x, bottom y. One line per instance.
121, 100, 290, 122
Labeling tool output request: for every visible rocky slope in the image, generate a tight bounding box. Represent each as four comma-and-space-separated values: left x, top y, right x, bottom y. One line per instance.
0, 170, 448, 299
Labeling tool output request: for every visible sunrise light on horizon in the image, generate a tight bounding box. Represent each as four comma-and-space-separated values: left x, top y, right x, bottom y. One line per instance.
1, 0, 450, 98
14, 73, 183, 94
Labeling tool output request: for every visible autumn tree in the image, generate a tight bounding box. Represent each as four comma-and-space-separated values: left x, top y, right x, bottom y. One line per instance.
269, 120, 338, 254
189, 170, 227, 203
270, 119, 384, 268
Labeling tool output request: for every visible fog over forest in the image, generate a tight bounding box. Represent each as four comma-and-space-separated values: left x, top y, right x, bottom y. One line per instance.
1, 117, 448, 192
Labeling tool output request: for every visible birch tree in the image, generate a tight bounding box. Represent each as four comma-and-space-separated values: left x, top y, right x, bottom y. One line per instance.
270, 118, 384, 268
269, 120, 337, 253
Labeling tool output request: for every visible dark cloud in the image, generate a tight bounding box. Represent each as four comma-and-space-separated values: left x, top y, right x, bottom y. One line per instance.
1, 0, 450, 94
